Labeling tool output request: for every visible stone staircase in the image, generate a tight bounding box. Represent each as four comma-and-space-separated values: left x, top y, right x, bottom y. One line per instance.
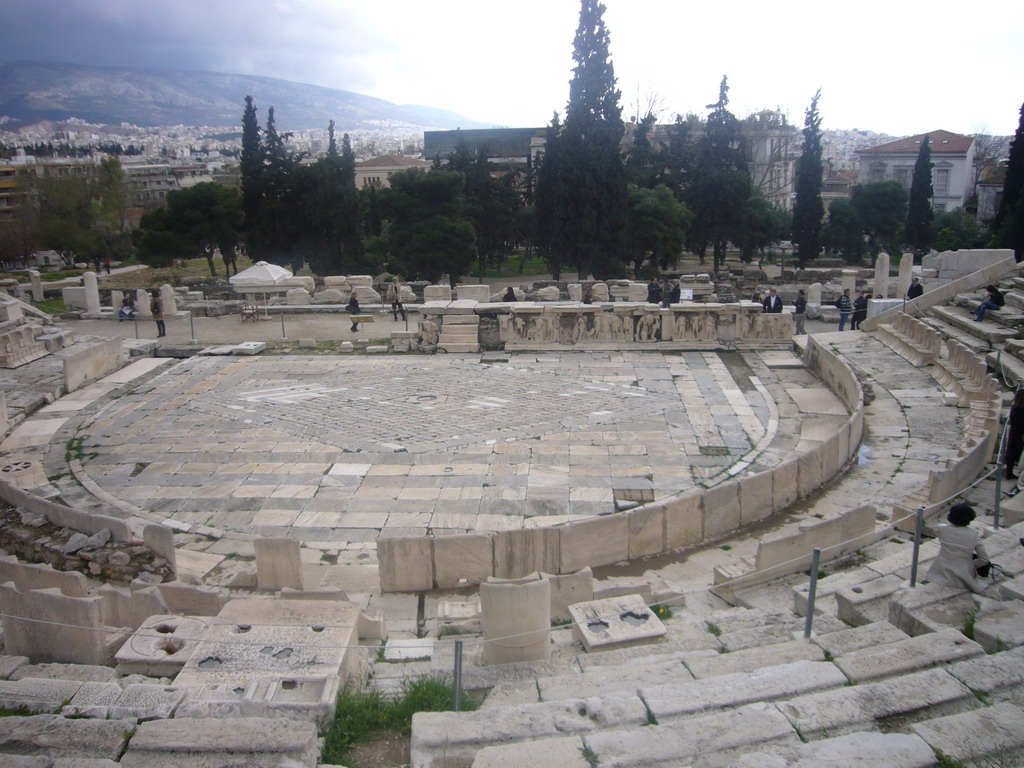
438, 314, 480, 353
406, 515, 1024, 768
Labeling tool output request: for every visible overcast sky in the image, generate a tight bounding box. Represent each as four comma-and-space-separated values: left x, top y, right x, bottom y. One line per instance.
1, 0, 1022, 136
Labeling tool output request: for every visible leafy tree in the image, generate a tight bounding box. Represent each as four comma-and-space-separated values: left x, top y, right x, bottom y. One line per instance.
822, 198, 867, 263
134, 183, 242, 276
93, 156, 132, 263
736, 193, 789, 264
930, 207, 981, 251
380, 169, 476, 285
299, 130, 364, 276
535, 0, 629, 279
0, 200, 39, 268
850, 181, 906, 256
791, 90, 824, 268
626, 113, 660, 188
685, 77, 751, 274
995, 102, 1024, 260
625, 184, 692, 275
36, 175, 98, 266
904, 134, 934, 254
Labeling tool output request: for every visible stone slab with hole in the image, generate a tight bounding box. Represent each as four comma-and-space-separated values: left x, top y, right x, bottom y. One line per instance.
568, 594, 666, 653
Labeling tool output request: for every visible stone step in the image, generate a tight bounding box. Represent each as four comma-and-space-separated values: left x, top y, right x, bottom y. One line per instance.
438, 343, 480, 353
831, 626, 985, 683
120, 717, 320, 768
1005, 290, 1024, 311
0, 678, 83, 713
685, 638, 825, 679
948, 644, 1024, 705
438, 332, 479, 343
411, 691, 649, 768
910, 702, 1024, 766
777, 666, 979, 739
810, 620, 910, 658
0, 714, 132, 761
723, 731, 937, 768
930, 306, 1018, 344
921, 316, 992, 354
641, 659, 847, 723
986, 347, 1024, 389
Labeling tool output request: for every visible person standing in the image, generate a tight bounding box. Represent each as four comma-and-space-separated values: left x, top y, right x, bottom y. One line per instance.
1004, 389, 1024, 482
851, 291, 868, 330
669, 281, 681, 305
103, 257, 111, 275
907, 277, 924, 300
762, 288, 782, 313
646, 279, 661, 305
150, 290, 165, 338
346, 291, 361, 333
836, 288, 853, 331
793, 290, 807, 335
386, 278, 407, 321
502, 287, 518, 302
659, 280, 672, 308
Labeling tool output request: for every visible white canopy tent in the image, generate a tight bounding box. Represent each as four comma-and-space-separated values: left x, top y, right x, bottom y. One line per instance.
228, 261, 293, 318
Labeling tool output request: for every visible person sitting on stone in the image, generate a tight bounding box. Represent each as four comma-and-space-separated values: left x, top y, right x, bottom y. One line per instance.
970, 285, 1004, 322
925, 503, 992, 594
118, 296, 135, 322
502, 287, 518, 302
346, 291, 361, 333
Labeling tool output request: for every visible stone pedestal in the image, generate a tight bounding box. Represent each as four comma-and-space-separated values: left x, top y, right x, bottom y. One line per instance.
28, 270, 43, 303
111, 290, 124, 313
83, 271, 101, 314
874, 252, 890, 298
591, 283, 610, 301
807, 282, 823, 307
136, 289, 152, 317
480, 576, 551, 665
424, 285, 452, 302
897, 253, 914, 299
841, 270, 858, 296
254, 538, 303, 590
160, 284, 177, 314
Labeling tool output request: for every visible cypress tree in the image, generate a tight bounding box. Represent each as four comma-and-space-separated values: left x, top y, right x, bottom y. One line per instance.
792, 90, 824, 268
905, 134, 934, 255
536, 0, 628, 279
240, 95, 263, 257
996, 103, 1024, 261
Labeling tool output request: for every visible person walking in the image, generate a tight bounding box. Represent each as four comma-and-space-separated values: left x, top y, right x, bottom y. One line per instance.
836, 288, 853, 331
793, 289, 807, 335
386, 278, 407, 321
346, 291, 361, 333
150, 290, 165, 338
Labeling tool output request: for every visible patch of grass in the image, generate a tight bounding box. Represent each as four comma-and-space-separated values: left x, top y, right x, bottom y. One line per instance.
719, 544, 732, 551
707, 623, 722, 637
437, 625, 469, 638
580, 744, 600, 768
0, 706, 32, 717
823, 650, 834, 662
551, 617, 572, 627
933, 749, 966, 768
650, 604, 673, 620
34, 298, 68, 314
963, 610, 977, 641
65, 436, 86, 463
803, 568, 828, 579
321, 676, 480, 765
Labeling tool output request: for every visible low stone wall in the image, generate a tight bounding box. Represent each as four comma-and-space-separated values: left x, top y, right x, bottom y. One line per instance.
377, 334, 864, 592
63, 338, 125, 392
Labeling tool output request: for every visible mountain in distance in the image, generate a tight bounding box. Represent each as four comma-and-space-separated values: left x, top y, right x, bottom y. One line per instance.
0, 60, 490, 131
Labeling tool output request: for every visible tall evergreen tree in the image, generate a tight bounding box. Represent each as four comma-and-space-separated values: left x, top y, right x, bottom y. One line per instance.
535, 0, 628, 279
792, 90, 824, 268
327, 120, 338, 158
240, 95, 263, 257
905, 134, 934, 255
685, 77, 750, 274
996, 102, 1024, 261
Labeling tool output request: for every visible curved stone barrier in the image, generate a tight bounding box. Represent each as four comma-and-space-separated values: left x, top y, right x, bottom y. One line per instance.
377, 335, 864, 592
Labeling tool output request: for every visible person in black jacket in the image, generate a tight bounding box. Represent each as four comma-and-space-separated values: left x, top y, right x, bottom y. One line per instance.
907, 277, 924, 300
793, 290, 807, 335
762, 288, 783, 313
851, 291, 869, 330
1005, 389, 1024, 481
346, 292, 361, 332
971, 285, 1005, 322
836, 288, 853, 331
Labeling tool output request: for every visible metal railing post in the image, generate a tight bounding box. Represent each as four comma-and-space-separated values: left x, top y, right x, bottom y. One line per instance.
803, 547, 822, 640
909, 506, 925, 587
453, 638, 463, 712
280, 310, 287, 340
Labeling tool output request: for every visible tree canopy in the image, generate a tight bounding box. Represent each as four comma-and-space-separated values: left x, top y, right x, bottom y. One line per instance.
996, 102, 1024, 261
904, 134, 934, 254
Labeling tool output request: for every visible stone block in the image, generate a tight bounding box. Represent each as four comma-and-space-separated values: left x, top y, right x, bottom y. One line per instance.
0, 678, 84, 713
910, 703, 1024, 767
0, 714, 132, 761
835, 573, 905, 626
569, 594, 665, 653
456, 285, 490, 302
63, 339, 123, 392
728, 732, 936, 768
796, 448, 824, 498
738, 471, 773, 525
627, 504, 664, 558
948, 645, 1024, 704
10, 664, 116, 682
0, 655, 29, 679
642, 659, 847, 722
143, 524, 176, 574
232, 341, 267, 355
433, 533, 493, 588
120, 717, 319, 768
833, 627, 984, 683
685, 638, 824, 679
663, 492, 703, 549
115, 614, 211, 677
98, 583, 168, 631
472, 736, 591, 768
155, 580, 226, 616
0, 585, 118, 665
62, 681, 124, 718
0, 555, 88, 597
703, 481, 740, 539
423, 285, 452, 302
481, 575, 551, 665
493, 527, 559, 579
543, 568, 594, 622
254, 537, 303, 590
377, 536, 434, 592
559, 514, 628, 573
770, 458, 798, 511
887, 582, 975, 636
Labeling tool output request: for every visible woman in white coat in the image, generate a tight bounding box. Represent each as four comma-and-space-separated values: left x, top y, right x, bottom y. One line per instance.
926, 503, 991, 594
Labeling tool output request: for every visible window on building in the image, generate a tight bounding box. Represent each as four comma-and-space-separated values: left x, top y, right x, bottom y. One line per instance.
933, 202, 947, 212
893, 167, 911, 189
934, 168, 949, 195
868, 162, 885, 183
